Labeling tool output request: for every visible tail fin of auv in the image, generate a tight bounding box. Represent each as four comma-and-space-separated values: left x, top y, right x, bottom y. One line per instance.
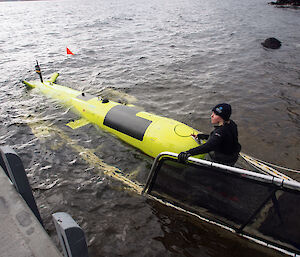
48, 73, 59, 83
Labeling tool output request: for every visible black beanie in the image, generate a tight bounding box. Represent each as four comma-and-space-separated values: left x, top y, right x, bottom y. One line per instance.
212, 103, 232, 121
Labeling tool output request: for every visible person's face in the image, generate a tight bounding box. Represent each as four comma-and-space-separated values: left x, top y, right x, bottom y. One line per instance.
211, 112, 223, 125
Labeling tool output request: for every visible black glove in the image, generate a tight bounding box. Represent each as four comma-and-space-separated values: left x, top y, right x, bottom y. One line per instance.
197, 133, 209, 140
178, 152, 191, 163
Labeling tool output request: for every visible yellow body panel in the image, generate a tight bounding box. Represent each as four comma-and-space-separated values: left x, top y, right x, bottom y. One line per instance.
23, 73, 205, 159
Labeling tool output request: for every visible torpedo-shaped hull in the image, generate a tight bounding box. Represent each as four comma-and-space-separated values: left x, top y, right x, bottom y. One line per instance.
23, 73, 205, 159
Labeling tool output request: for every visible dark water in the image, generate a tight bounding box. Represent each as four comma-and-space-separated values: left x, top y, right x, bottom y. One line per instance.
0, 0, 299, 256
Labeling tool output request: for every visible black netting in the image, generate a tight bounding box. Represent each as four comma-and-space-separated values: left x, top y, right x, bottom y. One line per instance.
247, 190, 300, 252
148, 158, 300, 254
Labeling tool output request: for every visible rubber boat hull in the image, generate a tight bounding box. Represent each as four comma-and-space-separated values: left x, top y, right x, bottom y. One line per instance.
23, 73, 205, 159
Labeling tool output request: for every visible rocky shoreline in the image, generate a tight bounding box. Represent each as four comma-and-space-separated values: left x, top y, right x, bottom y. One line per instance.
269, 0, 300, 6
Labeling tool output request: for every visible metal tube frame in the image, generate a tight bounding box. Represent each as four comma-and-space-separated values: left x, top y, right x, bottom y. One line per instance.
143, 152, 300, 194
143, 151, 300, 256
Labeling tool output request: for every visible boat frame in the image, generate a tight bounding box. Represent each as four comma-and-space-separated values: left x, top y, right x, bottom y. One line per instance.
143, 152, 300, 257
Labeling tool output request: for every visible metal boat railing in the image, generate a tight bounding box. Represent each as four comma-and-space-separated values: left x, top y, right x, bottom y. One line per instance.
143, 152, 300, 257
143, 152, 300, 194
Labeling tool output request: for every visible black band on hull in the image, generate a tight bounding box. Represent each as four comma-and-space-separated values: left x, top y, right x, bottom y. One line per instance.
103, 105, 152, 141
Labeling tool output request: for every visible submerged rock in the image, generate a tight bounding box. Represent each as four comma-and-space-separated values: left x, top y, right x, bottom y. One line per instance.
269, 0, 300, 6
261, 38, 282, 49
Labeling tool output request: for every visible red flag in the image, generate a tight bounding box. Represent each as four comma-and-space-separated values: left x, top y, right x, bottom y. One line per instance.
66, 47, 74, 55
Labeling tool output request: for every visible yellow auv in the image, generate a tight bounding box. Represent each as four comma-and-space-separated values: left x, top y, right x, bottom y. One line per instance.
23, 73, 205, 160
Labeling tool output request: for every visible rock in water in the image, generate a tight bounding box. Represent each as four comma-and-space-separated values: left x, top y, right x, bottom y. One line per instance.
269, 0, 300, 6
261, 38, 282, 49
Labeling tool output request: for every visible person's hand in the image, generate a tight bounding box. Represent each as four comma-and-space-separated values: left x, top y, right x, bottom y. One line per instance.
197, 133, 209, 140
178, 152, 191, 163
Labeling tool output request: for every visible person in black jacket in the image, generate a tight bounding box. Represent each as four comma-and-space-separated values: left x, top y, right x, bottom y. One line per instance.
178, 103, 241, 166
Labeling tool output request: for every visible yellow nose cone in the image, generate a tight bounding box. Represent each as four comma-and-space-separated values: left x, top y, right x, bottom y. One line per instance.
174, 124, 195, 137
